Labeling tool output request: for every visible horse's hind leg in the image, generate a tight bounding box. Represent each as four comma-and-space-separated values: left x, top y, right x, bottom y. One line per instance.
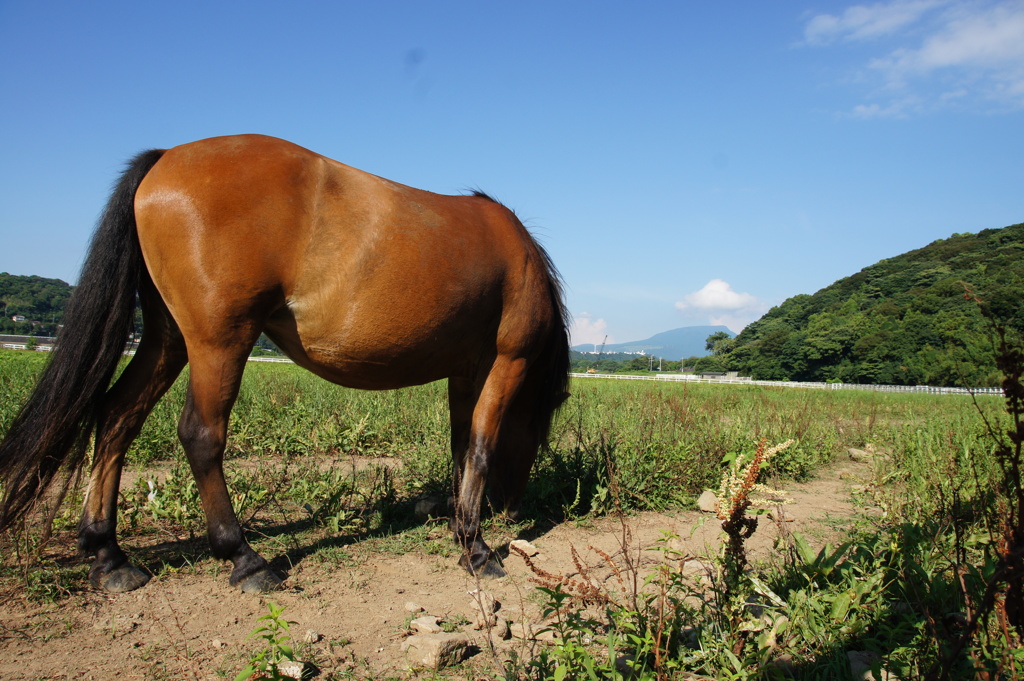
79, 311, 187, 592
447, 377, 475, 511
177, 343, 280, 593
454, 356, 528, 577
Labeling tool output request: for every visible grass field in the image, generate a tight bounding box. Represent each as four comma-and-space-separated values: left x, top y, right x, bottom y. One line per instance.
0, 348, 1020, 679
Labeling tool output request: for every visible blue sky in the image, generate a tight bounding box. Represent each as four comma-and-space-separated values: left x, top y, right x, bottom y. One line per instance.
1, 1, 1022, 346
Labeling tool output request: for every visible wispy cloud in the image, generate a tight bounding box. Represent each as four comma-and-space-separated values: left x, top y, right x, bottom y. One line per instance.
804, 0, 945, 45
675, 279, 767, 333
804, 0, 1024, 114
569, 312, 610, 347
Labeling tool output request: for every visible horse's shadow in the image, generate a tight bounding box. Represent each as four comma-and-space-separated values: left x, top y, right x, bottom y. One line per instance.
127, 493, 563, 583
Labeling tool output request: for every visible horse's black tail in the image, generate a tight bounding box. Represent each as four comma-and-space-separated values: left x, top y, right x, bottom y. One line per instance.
0, 149, 165, 532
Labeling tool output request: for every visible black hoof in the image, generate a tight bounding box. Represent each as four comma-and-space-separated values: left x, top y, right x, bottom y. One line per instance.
239, 567, 283, 594
459, 551, 506, 578
92, 564, 150, 593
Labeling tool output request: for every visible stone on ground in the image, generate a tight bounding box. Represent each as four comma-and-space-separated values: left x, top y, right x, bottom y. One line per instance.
697, 489, 719, 513
509, 539, 539, 556
410, 616, 443, 634
401, 633, 471, 670
847, 650, 896, 680
848, 448, 872, 462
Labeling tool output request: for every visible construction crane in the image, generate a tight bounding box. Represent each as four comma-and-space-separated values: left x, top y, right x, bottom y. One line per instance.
587, 335, 608, 374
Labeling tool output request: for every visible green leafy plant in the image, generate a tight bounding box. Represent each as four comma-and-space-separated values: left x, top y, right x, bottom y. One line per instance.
234, 601, 300, 681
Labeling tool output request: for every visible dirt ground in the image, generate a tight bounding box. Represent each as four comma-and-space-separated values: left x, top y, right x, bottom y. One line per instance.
0, 457, 875, 680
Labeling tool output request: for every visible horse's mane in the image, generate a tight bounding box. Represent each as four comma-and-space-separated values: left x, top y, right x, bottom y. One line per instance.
464, 186, 569, 436
467, 188, 499, 203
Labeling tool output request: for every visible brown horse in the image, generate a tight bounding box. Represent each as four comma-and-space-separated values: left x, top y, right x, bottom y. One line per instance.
0, 135, 569, 593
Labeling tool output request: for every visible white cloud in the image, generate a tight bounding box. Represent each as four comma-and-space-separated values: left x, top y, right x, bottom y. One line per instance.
804, 0, 944, 45
805, 0, 1024, 113
867, 4, 1024, 78
569, 313, 610, 347
675, 280, 767, 333
675, 279, 758, 311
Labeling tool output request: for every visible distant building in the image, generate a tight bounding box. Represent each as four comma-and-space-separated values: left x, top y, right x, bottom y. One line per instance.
11, 315, 25, 322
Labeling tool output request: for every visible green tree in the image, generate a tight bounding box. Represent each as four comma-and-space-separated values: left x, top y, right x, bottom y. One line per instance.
705, 331, 733, 355
719, 222, 1024, 385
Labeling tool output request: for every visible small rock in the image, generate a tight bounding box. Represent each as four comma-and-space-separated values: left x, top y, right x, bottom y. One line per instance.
847, 649, 879, 670
509, 539, 539, 556
509, 622, 537, 640
404, 601, 425, 614
492, 618, 510, 640
682, 559, 714, 575
211, 639, 224, 649
401, 633, 471, 670
510, 621, 559, 641
410, 616, 443, 634
277, 660, 305, 679
303, 629, 321, 644
697, 489, 719, 513
471, 610, 497, 629
467, 589, 500, 615
848, 448, 872, 462
847, 650, 893, 681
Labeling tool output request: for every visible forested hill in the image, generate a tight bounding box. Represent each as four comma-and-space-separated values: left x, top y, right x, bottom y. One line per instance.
721, 222, 1024, 386
0, 273, 72, 335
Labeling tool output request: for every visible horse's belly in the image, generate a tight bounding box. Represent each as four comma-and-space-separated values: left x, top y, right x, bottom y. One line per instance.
267, 310, 485, 390
299, 345, 450, 390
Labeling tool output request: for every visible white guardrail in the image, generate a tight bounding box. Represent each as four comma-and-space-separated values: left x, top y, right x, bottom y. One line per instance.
191, 359, 1014, 395
1, 344, 999, 395
569, 372, 1003, 396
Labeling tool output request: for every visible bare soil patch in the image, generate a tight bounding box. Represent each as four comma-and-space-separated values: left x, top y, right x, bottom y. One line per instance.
0, 458, 874, 680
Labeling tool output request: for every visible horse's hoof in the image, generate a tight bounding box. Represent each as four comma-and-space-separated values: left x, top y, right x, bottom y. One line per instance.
239, 568, 283, 594
96, 564, 150, 593
460, 552, 506, 579
479, 557, 506, 578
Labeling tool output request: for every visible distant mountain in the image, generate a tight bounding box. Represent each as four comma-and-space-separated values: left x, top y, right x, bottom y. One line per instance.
572, 325, 734, 360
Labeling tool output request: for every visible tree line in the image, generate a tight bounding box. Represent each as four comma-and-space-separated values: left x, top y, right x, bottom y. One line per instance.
569, 347, 727, 375
714, 223, 1024, 387
0, 273, 72, 336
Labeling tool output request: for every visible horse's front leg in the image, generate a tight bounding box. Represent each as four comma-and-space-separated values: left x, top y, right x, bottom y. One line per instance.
454, 356, 528, 577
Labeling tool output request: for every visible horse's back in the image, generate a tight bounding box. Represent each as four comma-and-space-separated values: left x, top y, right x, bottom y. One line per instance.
134, 135, 557, 388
